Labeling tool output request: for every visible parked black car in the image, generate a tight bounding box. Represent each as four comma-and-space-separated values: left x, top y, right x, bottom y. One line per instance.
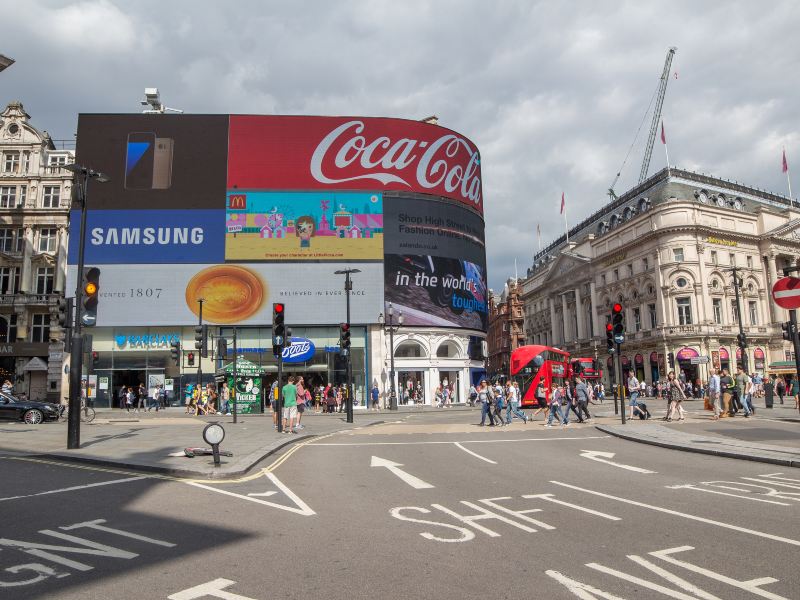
0, 390, 63, 424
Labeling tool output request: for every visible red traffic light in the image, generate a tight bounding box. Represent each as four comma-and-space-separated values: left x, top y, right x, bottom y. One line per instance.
612, 303, 623, 314
605, 322, 613, 332
340, 322, 350, 332
187, 352, 195, 360
274, 303, 284, 314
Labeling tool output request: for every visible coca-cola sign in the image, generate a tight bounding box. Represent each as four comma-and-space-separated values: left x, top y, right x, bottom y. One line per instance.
228, 116, 484, 214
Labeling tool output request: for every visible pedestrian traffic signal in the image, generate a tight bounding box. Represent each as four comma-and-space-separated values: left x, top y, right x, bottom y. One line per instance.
605, 322, 614, 353
194, 325, 208, 358
187, 352, 195, 367
170, 341, 181, 367
57, 297, 74, 329
272, 303, 286, 356
340, 322, 351, 355
216, 337, 227, 360
81, 267, 101, 327
668, 352, 675, 369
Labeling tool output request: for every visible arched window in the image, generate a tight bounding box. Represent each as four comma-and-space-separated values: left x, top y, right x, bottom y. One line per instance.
395, 341, 425, 358
436, 341, 460, 358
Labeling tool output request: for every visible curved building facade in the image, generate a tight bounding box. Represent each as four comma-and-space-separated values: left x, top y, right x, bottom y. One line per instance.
66, 114, 487, 407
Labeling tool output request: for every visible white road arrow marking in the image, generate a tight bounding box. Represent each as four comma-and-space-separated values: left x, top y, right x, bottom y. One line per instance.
580, 450, 656, 474
247, 491, 277, 497
370, 456, 434, 489
187, 471, 315, 515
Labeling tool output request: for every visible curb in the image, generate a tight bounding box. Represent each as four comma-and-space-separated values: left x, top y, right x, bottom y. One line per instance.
20, 419, 387, 480
595, 425, 800, 468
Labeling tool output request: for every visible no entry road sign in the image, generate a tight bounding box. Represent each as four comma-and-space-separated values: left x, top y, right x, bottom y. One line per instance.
772, 276, 800, 309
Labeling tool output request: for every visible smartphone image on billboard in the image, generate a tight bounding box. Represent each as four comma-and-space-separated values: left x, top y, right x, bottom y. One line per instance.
153, 137, 174, 189
125, 132, 156, 189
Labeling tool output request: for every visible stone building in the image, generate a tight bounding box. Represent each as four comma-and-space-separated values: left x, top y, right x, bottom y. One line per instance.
486, 279, 525, 377
521, 167, 799, 387
0, 102, 73, 401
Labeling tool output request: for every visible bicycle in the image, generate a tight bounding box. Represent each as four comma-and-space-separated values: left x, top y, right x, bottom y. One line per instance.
59, 398, 96, 423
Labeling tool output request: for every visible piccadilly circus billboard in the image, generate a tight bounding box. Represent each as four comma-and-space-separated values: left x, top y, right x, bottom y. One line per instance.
70, 114, 486, 331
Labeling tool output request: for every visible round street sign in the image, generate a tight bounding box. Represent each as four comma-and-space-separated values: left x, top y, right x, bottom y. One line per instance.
772, 276, 800, 309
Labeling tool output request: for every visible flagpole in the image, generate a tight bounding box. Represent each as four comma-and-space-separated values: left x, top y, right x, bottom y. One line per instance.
563, 193, 569, 244
784, 147, 794, 201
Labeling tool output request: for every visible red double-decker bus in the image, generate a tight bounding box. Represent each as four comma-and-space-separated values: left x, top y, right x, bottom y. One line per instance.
571, 357, 603, 381
510, 345, 570, 407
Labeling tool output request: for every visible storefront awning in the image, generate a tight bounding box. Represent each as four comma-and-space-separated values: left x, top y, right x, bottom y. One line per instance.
21, 357, 48, 372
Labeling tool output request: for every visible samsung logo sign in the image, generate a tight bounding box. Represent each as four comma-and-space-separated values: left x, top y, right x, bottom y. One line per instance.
90, 227, 204, 246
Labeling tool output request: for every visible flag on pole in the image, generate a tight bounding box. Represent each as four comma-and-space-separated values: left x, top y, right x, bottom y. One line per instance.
660, 120, 666, 145
783, 148, 789, 173
560, 192, 565, 215
536, 223, 541, 250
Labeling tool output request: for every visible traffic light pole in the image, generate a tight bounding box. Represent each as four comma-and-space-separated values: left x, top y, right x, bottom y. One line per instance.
67, 170, 90, 449
345, 271, 354, 424
729, 266, 750, 374
232, 328, 238, 424
196, 299, 204, 395
617, 343, 626, 425
276, 349, 284, 433
790, 310, 800, 415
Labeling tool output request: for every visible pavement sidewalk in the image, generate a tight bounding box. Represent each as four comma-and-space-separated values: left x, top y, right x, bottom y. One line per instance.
0, 412, 388, 480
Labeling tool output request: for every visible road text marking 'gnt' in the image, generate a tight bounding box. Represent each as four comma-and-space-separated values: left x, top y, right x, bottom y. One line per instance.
0, 518, 175, 588
390, 493, 620, 542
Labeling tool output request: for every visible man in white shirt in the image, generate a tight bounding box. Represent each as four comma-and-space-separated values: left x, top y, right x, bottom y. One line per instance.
627, 374, 641, 420
708, 368, 721, 420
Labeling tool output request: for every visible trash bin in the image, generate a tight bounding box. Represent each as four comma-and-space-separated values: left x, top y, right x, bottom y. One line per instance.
764, 381, 774, 408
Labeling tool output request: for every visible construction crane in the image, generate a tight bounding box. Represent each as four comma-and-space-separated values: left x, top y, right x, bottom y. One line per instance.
607, 47, 677, 200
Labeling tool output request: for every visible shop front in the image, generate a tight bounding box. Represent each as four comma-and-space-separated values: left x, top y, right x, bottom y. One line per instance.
718, 347, 730, 373
675, 347, 699, 383
649, 352, 660, 383
633, 354, 645, 382
0, 342, 53, 402
754, 348, 766, 373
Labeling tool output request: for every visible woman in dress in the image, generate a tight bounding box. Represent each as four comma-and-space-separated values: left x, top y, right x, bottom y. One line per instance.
665, 371, 687, 421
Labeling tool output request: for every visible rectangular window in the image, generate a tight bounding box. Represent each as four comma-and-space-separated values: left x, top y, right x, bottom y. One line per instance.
731, 300, 738, 324
38, 228, 57, 252
712, 298, 722, 324
648, 303, 657, 329
3, 152, 19, 173
18, 185, 26, 205
0, 313, 18, 343
0, 186, 16, 208
676, 297, 692, 325
0, 266, 18, 294
673, 248, 684, 262
746, 255, 753, 269
633, 307, 641, 332
729, 253, 736, 266
22, 151, 30, 173
614, 269, 619, 281
0, 228, 12, 252
15, 228, 25, 253
642, 257, 649, 271
748, 301, 758, 325
35, 267, 54, 294
42, 186, 61, 208
601, 274, 606, 286
627, 264, 633, 277
30, 313, 50, 343
48, 155, 68, 166
711, 250, 717, 265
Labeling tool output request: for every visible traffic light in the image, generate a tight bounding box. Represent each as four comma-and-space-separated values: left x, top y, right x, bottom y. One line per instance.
339, 322, 351, 355
194, 325, 208, 358
170, 341, 181, 367
187, 352, 195, 367
89, 351, 98, 370
668, 352, 675, 369
216, 337, 227, 360
736, 332, 748, 348
782, 321, 797, 342
611, 302, 625, 344
272, 303, 286, 357
57, 297, 74, 329
605, 322, 614, 353
81, 267, 101, 327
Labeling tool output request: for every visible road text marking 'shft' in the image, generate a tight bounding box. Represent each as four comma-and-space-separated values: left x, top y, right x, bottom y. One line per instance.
370, 456, 434, 489
580, 450, 656, 474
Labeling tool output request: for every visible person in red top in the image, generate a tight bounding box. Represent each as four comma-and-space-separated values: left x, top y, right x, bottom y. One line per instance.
295, 376, 307, 430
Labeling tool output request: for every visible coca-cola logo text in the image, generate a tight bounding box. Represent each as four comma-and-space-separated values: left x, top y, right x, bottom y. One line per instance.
310, 120, 482, 207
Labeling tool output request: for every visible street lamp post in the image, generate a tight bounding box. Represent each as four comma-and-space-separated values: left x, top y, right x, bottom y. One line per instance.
727, 266, 750, 374
62, 164, 109, 449
379, 303, 403, 410
334, 268, 360, 423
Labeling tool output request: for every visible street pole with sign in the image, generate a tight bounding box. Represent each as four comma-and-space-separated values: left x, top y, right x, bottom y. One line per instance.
774, 271, 800, 413
335, 269, 360, 423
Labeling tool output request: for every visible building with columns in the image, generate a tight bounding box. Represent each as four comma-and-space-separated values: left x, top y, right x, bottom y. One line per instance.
521, 167, 800, 387
487, 278, 524, 377
0, 101, 73, 401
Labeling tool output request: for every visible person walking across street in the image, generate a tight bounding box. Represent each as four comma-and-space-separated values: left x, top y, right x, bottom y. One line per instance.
492, 382, 506, 426
136, 383, 147, 412
505, 380, 528, 424
708, 368, 721, 420
546, 383, 566, 427
530, 380, 548, 421
477, 380, 496, 426
574, 376, 592, 423
627, 373, 641, 420
719, 368, 734, 418
281, 376, 298, 434
734, 366, 752, 418
665, 371, 686, 421
776, 375, 786, 405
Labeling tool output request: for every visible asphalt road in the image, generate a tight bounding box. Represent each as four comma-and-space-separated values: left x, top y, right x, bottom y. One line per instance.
1, 411, 798, 599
